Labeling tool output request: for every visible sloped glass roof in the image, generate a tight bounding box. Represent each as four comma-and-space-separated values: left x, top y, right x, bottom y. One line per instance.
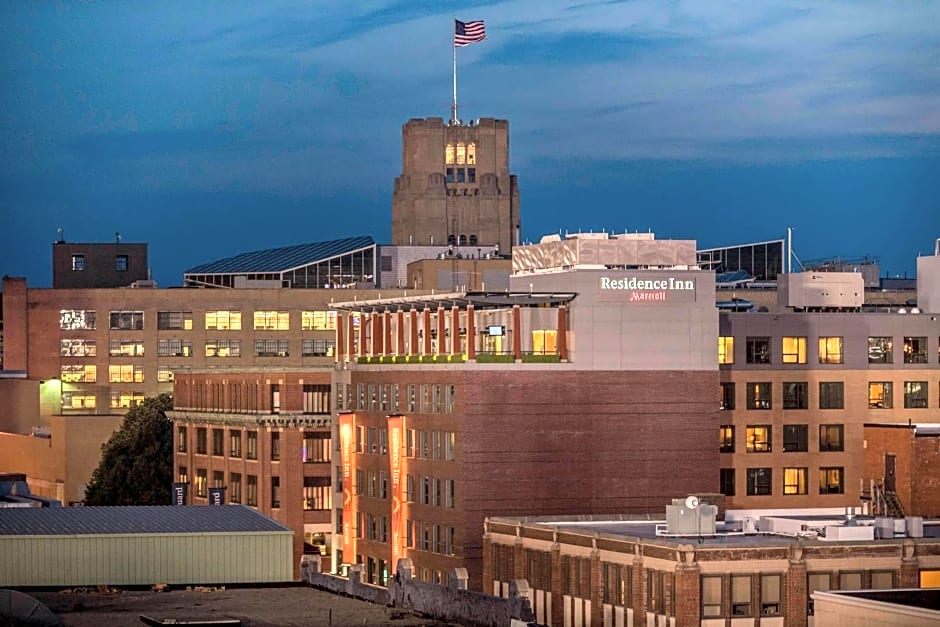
185, 236, 375, 275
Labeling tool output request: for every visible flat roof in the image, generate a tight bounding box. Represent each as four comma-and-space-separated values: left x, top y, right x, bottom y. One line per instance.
329, 290, 578, 313
0, 505, 291, 536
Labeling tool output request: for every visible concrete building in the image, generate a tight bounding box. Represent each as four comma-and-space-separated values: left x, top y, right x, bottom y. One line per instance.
53, 240, 150, 289
329, 233, 719, 590
483, 512, 940, 627
169, 367, 334, 579
391, 117, 520, 254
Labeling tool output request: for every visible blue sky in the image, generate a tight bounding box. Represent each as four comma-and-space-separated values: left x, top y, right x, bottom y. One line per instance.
1, 1, 938, 287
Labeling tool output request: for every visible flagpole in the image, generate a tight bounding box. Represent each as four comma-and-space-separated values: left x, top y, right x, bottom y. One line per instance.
452, 19, 458, 125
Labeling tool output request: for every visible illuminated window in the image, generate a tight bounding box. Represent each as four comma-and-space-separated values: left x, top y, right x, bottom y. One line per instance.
177, 426, 187, 452
158, 311, 192, 330
818, 337, 843, 364
206, 339, 241, 357
782, 382, 808, 409
531, 330, 557, 355
819, 467, 844, 494
819, 425, 844, 451
158, 339, 192, 357
746, 468, 772, 495
868, 336, 892, 363
230, 431, 242, 457
301, 310, 336, 330
456, 142, 466, 164
71, 254, 85, 271
445, 143, 455, 164
205, 310, 241, 330
904, 381, 928, 408
746, 382, 772, 409
783, 467, 807, 495
745, 425, 771, 453
869, 382, 893, 408
157, 368, 174, 382
466, 142, 476, 164
108, 364, 144, 383
109, 311, 144, 330
60, 310, 96, 330
195, 469, 207, 498
110, 391, 144, 408
718, 337, 734, 364
109, 340, 144, 357
60, 364, 96, 383
253, 310, 289, 330
61, 339, 96, 356
818, 382, 844, 409
61, 393, 96, 409
782, 337, 806, 364
303, 385, 331, 414
746, 337, 770, 363
719, 425, 734, 453
903, 337, 928, 363
304, 477, 331, 510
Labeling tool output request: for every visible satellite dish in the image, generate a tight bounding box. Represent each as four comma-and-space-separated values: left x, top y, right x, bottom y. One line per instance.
685, 495, 700, 509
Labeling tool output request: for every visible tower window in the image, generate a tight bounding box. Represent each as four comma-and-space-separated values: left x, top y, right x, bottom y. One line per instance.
469, 234, 477, 246
72, 255, 85, 271
467, 142, 476, 164
456, 142, 466, 164
445, 144, 455, 165
446, 168, 455, 183
457, 168, 465, 183
468, 168, 476, 183
459, 234, 467, 246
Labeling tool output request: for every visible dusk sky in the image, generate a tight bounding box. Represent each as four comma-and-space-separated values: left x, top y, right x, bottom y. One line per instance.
2, 1, 938, 288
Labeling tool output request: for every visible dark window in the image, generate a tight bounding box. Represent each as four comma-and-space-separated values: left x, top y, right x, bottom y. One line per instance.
819, 382, 844, 409
196, 428, 207, 455
271, 432, 281, 461
457, 168, 465, 183
904, 381, 928, 408
746, 337, 771, 364
246, 431, 258, 460
783, 425, 808, 452
720, 468, 735, 496
782, 382, 808, 409
903, 337, 927, 363
447, 234, 456, 246
230, 431, 242, 457
72, 254, 85, 271
720, 382, 735, 410
819, 425, 844, 452
469, 234, 478, 246
116, 254, 129, 272
719, 425, 734, 453
746, 468, 772, 496
271, 476, 281, 508
746, 382, 772, 409
467, 168, 476, 183
211, 429, 224, 456
445, 168, 454, 183
246, 475, 257, 506
819, 467, 844, 494
177, 426, 187, 453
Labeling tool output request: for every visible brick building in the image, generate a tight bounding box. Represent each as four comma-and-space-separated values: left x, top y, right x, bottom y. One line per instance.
169, 368, 333, 579
52, 240, 150, 289
330, 233, 719, 590
483, 513, 940, 627
863, 423, 940, 518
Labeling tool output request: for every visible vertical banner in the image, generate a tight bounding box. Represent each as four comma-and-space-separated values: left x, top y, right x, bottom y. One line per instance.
339, 413, 356, 565
387, 415, 404, 572
208, 487, 225, 505
172, 482, 188, 506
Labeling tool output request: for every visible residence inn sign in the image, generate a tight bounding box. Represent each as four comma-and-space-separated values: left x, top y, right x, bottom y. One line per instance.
599, 275, 697, 303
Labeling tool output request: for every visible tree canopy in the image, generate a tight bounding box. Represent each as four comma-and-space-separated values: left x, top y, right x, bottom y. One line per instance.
84, 393, 174, 506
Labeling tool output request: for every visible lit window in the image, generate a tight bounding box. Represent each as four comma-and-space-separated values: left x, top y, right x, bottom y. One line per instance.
466, 142, 476, 164
109, 340, 144, 357
456, 142, 466, 165
745, 426, 771, 453
301, 310, 336, 330
158, 339, 192, 357
782, 337, 806, 364
868, 382, 893, 408
108, 364, 144, 383
718, 337, 734, 364
719, 425, 734, 453
819, 467, 844, 494
61, 393, 96, 409
746, 382, 772, 410
253, 311, 289, 330
531, 330, 557, 355
903, 337, 928, 364
60, 364, 97, 383
71, 254, 85, 271
60, 310, 96, 330
205, 310, 241, 330
205, 339, 241, 357
818, 337, 843, 364
110, 391, 144, 408
868, 337, 892, 363
783, 467, 807, 495
904, 381, 928, 408
195, 469, 207, 498
61, 339, 96, 357
445, 143, 455, 164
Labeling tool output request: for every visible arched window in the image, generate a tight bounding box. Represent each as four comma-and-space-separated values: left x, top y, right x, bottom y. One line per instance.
447, 234, 456, 246
456, 143, 466, 165
466, 142, 476, 165
469, 234, 478, 246
445, 144, 455, 165
459, 234, 468, 246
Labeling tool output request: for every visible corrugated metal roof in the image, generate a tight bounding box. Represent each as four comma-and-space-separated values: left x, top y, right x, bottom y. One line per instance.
185, 236, 375, 274
0, 505, 291, 536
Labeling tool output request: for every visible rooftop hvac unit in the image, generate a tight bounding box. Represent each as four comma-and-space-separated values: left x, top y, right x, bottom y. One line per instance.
907, 517, 924, 538
665, 496, 717, 535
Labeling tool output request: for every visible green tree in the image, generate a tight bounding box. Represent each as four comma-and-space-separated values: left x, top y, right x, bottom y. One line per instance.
84, 393, 174, 505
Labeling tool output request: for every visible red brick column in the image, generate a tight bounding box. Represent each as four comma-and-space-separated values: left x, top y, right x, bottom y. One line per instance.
372, 313, 382, 355
396, 310, 405, 356
632, 554, 645, 627
451, 306, 461, 355
466, 305, 476, 360
347, 313, 356, 360
590, 549, 603, 627
513, 538, 526, 581
423, 309, 432, 355
512, 305, 522, 360
557, 305, 568, 361
410, 309, 418, 356
550, 542, 563, 627
786, 555, 808, 627
336, 314, 345, 362
900, 540, 919, 587
437, 307, 446, 356
482, 532, 495, 595
384, 310, 392, 356
673, 560, 701, 627
359, 313, 369, 357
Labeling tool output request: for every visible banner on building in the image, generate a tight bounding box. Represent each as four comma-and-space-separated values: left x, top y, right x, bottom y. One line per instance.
172, 482, 188, 506
208, 487, 226, 506
388, 415, 405, 572
339, 412, 356, 564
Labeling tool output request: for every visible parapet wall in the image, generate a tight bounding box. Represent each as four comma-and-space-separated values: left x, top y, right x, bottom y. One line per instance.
300, 556, 534, 627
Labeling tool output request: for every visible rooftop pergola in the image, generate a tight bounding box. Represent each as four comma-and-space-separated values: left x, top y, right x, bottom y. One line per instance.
328, 290, 578, 313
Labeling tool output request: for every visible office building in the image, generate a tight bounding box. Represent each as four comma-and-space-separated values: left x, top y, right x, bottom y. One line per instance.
53, 239, 150, 289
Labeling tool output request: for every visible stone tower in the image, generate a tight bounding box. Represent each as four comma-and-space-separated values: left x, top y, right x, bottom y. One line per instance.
391, 117, 520, 253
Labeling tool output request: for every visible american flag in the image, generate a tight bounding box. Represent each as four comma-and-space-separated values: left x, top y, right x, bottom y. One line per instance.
454, 19, 486, 47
